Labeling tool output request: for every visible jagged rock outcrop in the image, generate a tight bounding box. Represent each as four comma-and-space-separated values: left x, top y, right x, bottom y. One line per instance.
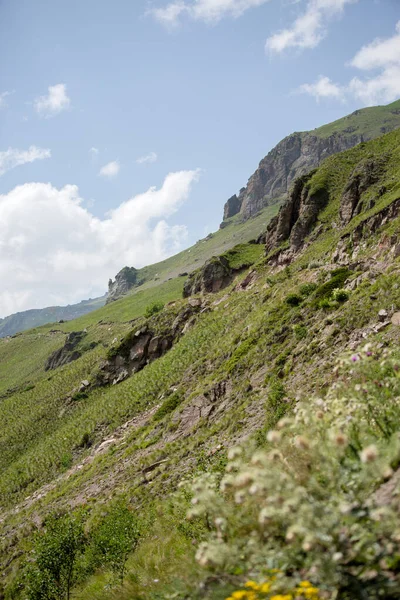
264, 155, 393, 260
222, 132, 365, 224
264, 171, 328, 254
333, 197, 400, 264
223, 194, 243, 220
221, 100, 400, 225
106, 266, 141, 304
339, 158, 387, 225
97, 302, 204, 385
45, 331, 86, 371
183, 256, 232, 297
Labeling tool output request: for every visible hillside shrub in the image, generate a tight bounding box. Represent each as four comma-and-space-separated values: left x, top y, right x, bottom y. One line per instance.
187, 345, 400, 600
293, 324, 308, 340
314, 268, 350, 301
90, 503, 140, 584
25, 513, 86, 600
285, 293, 302, 307
299, 283, 317, 297
332, 288, 350, 303
144, 301, 164, 318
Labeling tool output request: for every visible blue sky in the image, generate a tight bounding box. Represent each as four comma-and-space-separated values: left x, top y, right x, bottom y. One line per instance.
0, 0, 399, 316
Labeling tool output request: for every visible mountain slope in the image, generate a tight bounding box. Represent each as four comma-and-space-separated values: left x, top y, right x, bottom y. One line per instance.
0, 296, 107, 338
222, 98, 400, 221
1, 129, 400, 599
0, 206, 277, 338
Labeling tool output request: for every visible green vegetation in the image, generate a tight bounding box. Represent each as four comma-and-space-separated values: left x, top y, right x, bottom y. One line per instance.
312, 98, 400, 140
25, 512, 86, 600
89, 503, 140, 584
144, 301, 165, 318
1, 128, 400, 600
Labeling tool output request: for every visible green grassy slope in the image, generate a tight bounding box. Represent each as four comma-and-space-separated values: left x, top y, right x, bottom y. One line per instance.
1, 130, 400, 599
0, 205, 277, 339
311, 97, 400, 139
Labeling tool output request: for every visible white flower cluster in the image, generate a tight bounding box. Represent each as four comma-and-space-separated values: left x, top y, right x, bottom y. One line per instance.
186, 345, 400, 597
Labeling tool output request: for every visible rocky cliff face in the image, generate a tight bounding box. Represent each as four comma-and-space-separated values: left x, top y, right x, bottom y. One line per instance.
264, 153, 393, 262
223, 131, 364, 223
106, 266, 141, 304
221, 100, 400, 224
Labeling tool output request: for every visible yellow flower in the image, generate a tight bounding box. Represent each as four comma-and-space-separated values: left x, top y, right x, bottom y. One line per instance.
299, 581, 313, 588
231, 592, 248, 599
259, 582, 271, 593
245, 581, 260, 590
270, 595, 292, 600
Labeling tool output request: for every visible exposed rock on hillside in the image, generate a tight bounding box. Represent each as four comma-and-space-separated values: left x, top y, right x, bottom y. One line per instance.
97, 301, 204, 385
221, 100, 400, 224
264, 171, 327, 255
264, 156, 394, 260
106, 266, 141, 304
183, 256, 232, 297
45, 331, 86, 371
339, 158, 386, 225
223, 194, 243, 220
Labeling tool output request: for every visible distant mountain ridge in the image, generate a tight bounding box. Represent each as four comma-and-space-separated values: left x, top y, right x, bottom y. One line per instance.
222, 99, 400, 223
0, 296, 106, 338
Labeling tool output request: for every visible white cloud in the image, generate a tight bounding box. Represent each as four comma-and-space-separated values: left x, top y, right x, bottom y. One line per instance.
34, 83, 71, 117
0, 91, 12, 110
266, 0, 357, 53
99, 160, 120, 178
0, 170, 200, 317
0, 146, 51, 177
298, 75, 344, 101
90, 147, 99, 157
299, 21, 400, 106
136, 151, 158, 165
347, 21, 400, 105
151, 0, 270, 26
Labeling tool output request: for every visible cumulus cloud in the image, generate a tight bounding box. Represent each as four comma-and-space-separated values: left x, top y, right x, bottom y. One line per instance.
0, 170, 200, 317
151, 0, 270, 27
266, 0, 357, 53
136, 151, 158, 165
298, 21, 400, 106
298, 75, 343, 101
347, 21, 400, 105
34, 83, 71, 117
0, 146, 51, 177
99, 160, 120, 178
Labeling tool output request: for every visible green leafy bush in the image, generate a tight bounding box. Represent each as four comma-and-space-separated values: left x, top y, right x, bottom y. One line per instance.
293, 324, 308, 340
26, 513, 86, 600
90, 503, 140, 584
314, 268, 350, 301
299, 283, 317, 297
144, 301, 164, 318
332, 288, 350, 303
285, 293, 302, 307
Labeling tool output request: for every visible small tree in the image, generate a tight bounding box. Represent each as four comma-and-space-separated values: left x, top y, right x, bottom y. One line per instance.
26, 513, 86, 600
91, 503, 140, 584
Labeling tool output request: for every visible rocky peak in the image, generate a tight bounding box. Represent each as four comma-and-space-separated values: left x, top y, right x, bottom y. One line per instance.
220, 101, 400, 226
106, 266, 140, 304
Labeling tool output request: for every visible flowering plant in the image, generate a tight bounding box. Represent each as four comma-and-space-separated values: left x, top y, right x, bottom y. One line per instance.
186, 345, 400, 599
